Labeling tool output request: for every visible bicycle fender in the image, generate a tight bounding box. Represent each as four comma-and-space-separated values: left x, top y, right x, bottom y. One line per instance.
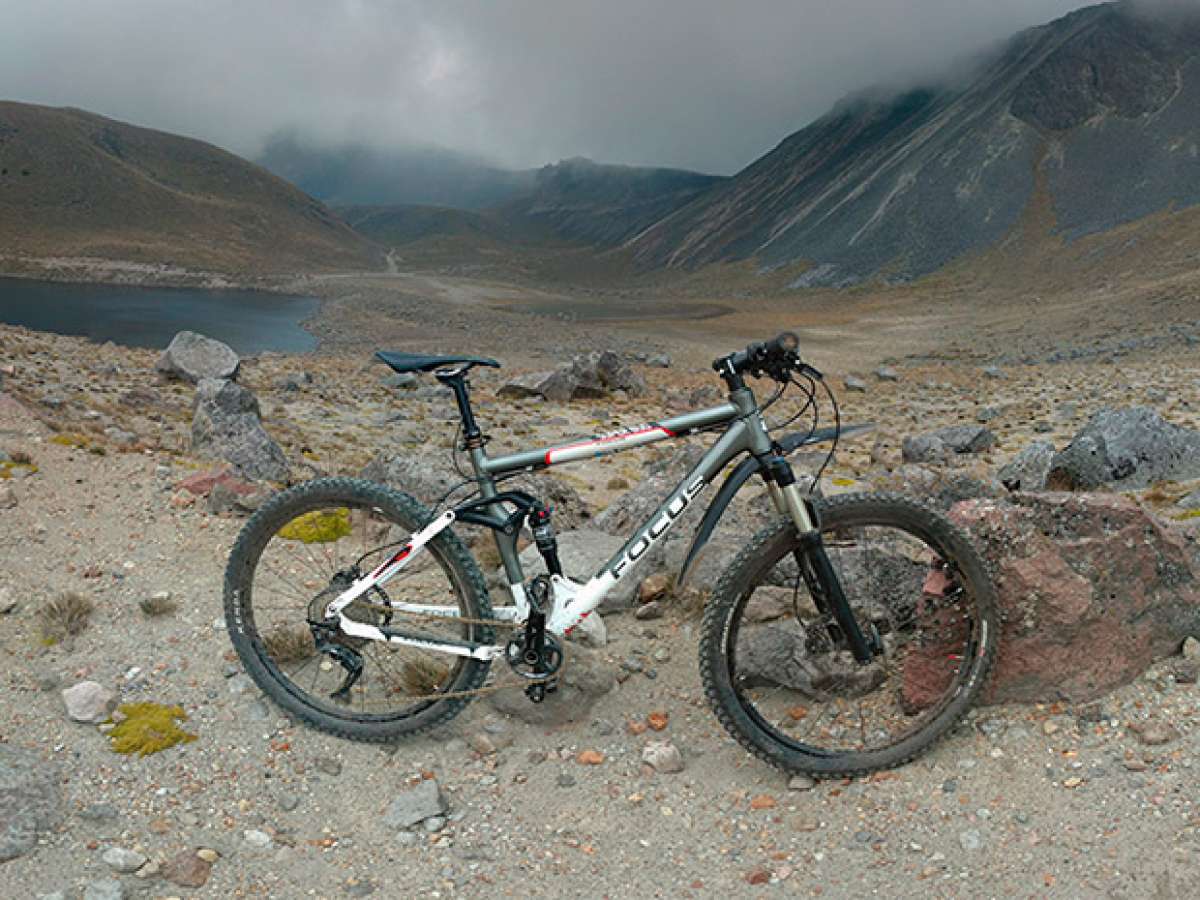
678, 422, 874, 585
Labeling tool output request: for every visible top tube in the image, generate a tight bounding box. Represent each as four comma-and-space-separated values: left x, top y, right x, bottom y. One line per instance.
481, 402, 740, 475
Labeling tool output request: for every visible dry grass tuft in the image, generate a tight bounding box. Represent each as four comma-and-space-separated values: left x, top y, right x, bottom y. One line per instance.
399, 655, 451, 695
262, 625, 315, 664
38, 591, 94, 643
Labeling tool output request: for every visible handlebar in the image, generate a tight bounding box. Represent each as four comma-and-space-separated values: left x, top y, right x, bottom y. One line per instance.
713, 331, 806, 383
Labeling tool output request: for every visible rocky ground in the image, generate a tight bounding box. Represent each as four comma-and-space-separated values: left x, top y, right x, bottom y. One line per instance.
1, 284, 1199, 899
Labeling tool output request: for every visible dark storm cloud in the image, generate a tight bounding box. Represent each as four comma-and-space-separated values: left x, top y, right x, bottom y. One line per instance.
3, 0, 1090, 173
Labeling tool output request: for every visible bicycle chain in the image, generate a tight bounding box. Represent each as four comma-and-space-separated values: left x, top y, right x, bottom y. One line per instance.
341, 599, 566, 703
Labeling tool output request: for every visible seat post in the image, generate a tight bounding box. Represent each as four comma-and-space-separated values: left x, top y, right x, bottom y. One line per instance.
436, 370, 483, 445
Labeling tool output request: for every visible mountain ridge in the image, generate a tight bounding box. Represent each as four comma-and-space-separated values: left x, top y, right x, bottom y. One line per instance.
0, 101, 379, 276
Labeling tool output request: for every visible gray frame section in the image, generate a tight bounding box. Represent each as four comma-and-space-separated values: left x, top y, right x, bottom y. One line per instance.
458, 390, 776, 589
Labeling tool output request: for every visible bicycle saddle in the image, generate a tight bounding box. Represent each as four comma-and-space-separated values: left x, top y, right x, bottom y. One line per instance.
376, 351, 501, 374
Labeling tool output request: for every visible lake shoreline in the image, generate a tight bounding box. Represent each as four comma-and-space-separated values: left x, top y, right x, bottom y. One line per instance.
0, 276, 322, 355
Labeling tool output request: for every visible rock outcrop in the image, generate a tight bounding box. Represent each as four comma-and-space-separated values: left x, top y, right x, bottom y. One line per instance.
191, 379, 290, 482
1047, 407, 1200, 490
498, 351, 646, 402
157, 331, 240, 383
938, 493, 1200, 704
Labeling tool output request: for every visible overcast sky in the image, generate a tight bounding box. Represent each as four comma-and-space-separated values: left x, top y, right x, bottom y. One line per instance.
3, 0, 1092, 173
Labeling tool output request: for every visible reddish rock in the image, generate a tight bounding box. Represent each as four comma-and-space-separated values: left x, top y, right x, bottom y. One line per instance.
161, 849, 213, 888
177, 468, 258, 498
911, 493, 1200, 705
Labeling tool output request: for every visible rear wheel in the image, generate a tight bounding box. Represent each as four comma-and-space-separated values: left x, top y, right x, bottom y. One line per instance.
700, 492, 997, 776
224, 477, 493, 742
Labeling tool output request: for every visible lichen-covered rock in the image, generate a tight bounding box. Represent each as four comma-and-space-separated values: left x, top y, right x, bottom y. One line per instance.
1047, 407, 1200, 490
191, 379, 289, 482
933, 493, 1200, 704
156, 331, 239, 383
62, 681, 115, 724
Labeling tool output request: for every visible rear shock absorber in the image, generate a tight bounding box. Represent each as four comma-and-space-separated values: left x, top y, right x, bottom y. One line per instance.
529, 503, 562, 577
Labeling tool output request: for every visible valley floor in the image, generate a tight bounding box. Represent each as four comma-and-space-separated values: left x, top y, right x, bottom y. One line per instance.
0, 269, 1198, 898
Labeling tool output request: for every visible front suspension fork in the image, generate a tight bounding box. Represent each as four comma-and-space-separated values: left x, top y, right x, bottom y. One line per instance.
766, 459, 879, 665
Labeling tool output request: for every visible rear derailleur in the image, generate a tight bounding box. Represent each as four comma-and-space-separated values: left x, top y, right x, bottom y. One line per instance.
505, 575, 562, 703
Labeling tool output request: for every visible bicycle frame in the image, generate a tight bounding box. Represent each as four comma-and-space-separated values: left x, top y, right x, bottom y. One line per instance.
327, 373, 811, 660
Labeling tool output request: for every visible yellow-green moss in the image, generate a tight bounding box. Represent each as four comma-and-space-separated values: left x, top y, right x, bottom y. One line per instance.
0, 460, 38, 478
278, 508, 352, 543
831, 478, 856, 487
1175, 509, 1200, 521
50, 432, 91, 449
108, 703, 198, 757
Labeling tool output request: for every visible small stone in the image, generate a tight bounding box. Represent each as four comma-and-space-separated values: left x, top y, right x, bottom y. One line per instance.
556, 773, 577, 788
82, 880, 125, 900
1129, 721, 1181, 746
79, 802, 119, 822
646, 711, 669, 731
1063, 777, 1084, 789
383, 779, 448, 829
196, 848, 220, 863
875, 366, 900, 382
652, 647, 670, 663
576, 750, 605, 766
314, 756, 343, 776
243, 829, 272, 849
277, 793, 300, 812
62, 681, 116, 724
958, 830, 982, 851
788, 774, 817, 791
638, 574, 670, 604
749, 794, 777, 810
634, 602, 663, 621
1042, 721, 1059, 736
1183, 637, 1200, 662
843, 376, 867, 393
642, 741, 685, 774
102, 847, 147, 873
423, 816, 446, 833
395, 831, 418, 847
0, 484, 16, 509
138, 590, 178, 617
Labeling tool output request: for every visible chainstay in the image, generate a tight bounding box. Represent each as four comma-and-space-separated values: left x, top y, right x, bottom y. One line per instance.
340, 600, 566, 703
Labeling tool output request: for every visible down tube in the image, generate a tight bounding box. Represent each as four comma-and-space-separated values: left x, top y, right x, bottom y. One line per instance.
601, 421, 751, 584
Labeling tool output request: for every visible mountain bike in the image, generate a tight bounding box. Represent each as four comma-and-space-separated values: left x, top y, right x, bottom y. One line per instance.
224, 333, 997, 775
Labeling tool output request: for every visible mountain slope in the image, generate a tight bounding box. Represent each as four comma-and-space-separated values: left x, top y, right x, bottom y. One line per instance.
0, 102, 379, 275
257, 135, 537, 210
629, 1, 1200, 285
501, 157, 726, 246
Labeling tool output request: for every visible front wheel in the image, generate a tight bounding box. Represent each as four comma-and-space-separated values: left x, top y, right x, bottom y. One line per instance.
700, 492, 997, 776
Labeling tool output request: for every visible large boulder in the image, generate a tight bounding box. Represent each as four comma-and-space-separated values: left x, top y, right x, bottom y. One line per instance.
0, 746, 62, 863
570, 351, 647, 399
496, 351, 646, 403
939, 493, 1200, 704
157, 331, 240, 383
191, 379, 290, 482
1047, 407, 1200, 490
497, 370, 577, 403
997, 441, 1055, 493
901, 425, 996, 464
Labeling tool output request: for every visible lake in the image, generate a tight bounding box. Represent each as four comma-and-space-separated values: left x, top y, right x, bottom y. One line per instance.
0, 277, 320, 353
